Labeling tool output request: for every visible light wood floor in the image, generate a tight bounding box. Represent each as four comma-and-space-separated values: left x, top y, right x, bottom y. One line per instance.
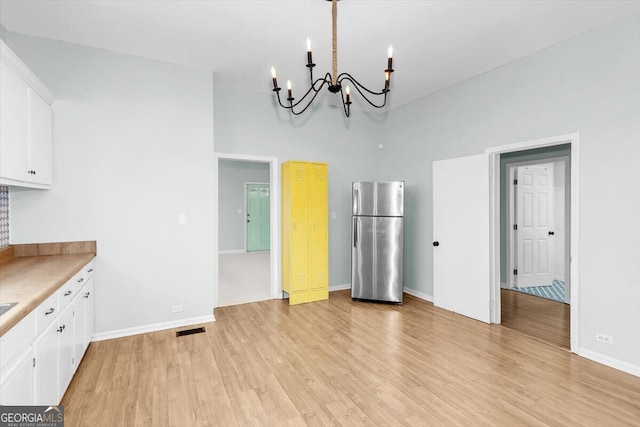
62, 290, 640, 426
500, 288, 570, 349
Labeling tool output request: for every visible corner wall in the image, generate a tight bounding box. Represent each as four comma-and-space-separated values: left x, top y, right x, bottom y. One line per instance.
6, 33, 216, 335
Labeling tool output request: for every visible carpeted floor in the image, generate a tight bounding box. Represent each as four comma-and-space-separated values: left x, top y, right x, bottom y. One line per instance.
513, 279, 566, 303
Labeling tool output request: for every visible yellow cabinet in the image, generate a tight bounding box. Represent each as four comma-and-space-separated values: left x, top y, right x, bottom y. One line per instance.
282, 161, 328, 305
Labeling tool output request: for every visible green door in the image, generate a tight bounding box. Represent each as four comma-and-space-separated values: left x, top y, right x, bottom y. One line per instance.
246, 183, 270, 251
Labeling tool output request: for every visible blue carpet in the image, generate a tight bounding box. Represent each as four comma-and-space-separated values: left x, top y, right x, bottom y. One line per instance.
513, 279, 565, 303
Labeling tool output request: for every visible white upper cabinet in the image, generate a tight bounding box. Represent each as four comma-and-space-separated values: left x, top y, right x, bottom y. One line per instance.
0, 40, 53, 189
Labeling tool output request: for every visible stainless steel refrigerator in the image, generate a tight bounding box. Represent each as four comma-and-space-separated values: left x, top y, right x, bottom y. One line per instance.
351, 181, 404, 304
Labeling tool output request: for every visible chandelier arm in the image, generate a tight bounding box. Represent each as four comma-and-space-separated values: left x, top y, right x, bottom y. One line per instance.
337, 73, 388, 96
276, 79, 330, 114
339, 76, 388, 109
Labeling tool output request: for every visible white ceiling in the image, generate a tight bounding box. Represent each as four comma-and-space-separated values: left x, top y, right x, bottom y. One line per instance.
1, 0, 638, 112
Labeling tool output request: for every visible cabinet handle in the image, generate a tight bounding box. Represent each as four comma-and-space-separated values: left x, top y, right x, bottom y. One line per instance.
45, 308, 55, 316
64, 290, 72, 296
84, 292, 90, 298
57, 324, 65, 333
87, 269, 93, 273
78, 277, 84, 283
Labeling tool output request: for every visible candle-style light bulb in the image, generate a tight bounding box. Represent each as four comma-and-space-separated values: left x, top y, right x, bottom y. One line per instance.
387, 45, 393, 71
384, 71, 390, 92
287, 80, 292, 90
287, 80, 293, 101
388, 45, 393, 59
271, 67, 277, 79
306, 38, 313, 66
345, 85, 351, 104
270, 66, 279, 90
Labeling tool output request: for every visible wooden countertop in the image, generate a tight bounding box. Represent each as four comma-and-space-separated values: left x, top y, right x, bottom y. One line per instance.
0, 242, 96, 337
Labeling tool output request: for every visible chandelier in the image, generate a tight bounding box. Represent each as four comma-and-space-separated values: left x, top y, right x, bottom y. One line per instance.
270, 0, 394, 117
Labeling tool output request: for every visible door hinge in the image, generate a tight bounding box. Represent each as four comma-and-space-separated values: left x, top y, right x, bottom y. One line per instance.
33, 357, 36, 368
513, 269, 518, 275
513, 179, 518, 185
513, 224, 517, 230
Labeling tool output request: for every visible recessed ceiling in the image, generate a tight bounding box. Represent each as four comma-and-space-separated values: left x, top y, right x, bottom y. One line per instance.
1, 0, 638, 112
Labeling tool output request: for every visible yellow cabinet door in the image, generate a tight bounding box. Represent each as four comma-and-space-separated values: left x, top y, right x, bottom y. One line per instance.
308, 163, 328, 302
282, 161, 328, 305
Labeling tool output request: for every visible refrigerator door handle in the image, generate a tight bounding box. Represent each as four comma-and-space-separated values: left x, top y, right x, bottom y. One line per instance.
353, 218, 358, 248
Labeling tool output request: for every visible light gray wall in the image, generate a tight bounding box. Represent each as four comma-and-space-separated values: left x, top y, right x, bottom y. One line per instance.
379, 16, 640, 369
218, 159, 269, 251
214, 85, 386, 287
6, 33, 216, 334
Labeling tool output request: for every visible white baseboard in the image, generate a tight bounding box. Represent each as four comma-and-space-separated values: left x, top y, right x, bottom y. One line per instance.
329, 283, 351, 292
403, 287, 433, 302
219, 249, 245, 254
578, 347, 640, 377
92, 314, 216, 342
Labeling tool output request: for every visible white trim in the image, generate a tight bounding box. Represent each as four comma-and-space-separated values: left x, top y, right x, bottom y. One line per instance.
329, 283, 351, 292
218, 249, 245, 254
92, 314, 216, 342
485, 133, 580, 354
403, 288, 434, 302
215, 153, 280, 306
578, 348, 640, 377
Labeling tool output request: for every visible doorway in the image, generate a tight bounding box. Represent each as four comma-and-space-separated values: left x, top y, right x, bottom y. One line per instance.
215, 153, 280, 309
487, 133, 579, 353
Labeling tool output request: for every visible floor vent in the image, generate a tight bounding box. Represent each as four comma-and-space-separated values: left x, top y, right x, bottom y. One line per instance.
176, 327, 206, 337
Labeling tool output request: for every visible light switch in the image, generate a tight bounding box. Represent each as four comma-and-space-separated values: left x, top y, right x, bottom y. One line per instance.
178, 214, 187, 225
331, 212, 337, 220
237, 209, 243, 215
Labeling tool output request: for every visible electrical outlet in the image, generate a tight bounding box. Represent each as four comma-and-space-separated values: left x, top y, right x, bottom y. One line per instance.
171, 305, 184, 313
596, 333, 613, 345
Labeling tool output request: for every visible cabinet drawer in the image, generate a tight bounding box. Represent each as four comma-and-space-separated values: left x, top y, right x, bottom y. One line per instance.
35, 292, 58, 337
0, 310, 35, 383
58, 277, 76, 311
84, 260, 95, 282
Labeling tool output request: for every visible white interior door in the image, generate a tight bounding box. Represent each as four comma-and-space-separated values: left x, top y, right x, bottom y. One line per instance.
515, 164, 554, 287
433, 154, 491, 323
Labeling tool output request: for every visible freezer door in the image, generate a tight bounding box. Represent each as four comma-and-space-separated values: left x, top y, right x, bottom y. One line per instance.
351, 216, 404, 303
352, 181, 404, 217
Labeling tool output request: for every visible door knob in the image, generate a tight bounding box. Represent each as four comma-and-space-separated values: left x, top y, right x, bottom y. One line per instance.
247, 219, 250, 223
548, 231, 555, 236
433, 241, 439, 247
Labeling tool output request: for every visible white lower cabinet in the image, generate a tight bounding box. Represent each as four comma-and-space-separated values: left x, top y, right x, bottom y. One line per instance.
0, 346, 35, 405
57, 305, 75, 397
0, 259, 95, 405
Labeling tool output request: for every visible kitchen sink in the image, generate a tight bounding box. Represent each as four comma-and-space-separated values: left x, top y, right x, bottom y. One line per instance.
0, 302, 18, 317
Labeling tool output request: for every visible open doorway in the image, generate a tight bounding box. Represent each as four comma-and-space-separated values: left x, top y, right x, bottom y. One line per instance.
501, 153, 570, 348
487, 134, 579, 353
215, 154, 280, 308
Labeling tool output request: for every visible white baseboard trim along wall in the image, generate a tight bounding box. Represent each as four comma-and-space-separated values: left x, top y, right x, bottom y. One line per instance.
93, 314, 216, 342
579, 348, 640, 377
219, 249, 245, 254
329, 283, 351, 292
403, 288, 434, 302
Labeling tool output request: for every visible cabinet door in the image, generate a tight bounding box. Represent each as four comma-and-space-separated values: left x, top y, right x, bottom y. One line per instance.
27, 88, 53, 185
84, 278, 95, 345
72, 291, 87, 369
35, 321, 59, 405
0, 347, 35, 405
290, 162, 309, 294
0, 61, 29, 182
308, 163, 328, 300
57, 305, 74, 396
